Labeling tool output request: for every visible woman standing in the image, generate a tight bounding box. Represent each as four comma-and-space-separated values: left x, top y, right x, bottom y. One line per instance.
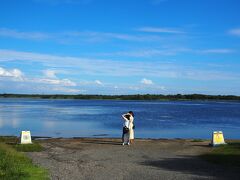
128, 111, 134, 145
121, 113, 130, 145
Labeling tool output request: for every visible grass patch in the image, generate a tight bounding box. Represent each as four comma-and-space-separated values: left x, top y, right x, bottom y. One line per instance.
0, 136, 18, 143
0, 143, 49, 180
0, 137, 49, 179
14, 143, 43, 152
200, 142, 240, 168
0, 136, 44, 152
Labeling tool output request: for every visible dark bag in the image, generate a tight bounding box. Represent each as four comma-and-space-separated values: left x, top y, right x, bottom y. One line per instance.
133, 124, 135, 129
123, 126, 129, 133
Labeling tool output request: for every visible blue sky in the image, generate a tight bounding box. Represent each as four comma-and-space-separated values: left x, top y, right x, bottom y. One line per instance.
0, 0, 240, 95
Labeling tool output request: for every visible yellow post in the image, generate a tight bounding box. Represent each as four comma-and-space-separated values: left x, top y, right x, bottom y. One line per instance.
20, 131, 32, 144
211, 131, 226, 146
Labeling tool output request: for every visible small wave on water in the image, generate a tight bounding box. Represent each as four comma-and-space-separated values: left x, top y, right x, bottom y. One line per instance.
157, 120, 170, 122
117, 101, 206, 106
159, 115, 172, 119
92, 134, 109, 137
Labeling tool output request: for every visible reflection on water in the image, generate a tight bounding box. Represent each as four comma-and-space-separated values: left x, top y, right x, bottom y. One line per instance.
0, 98, 240, 139
43, 121, 56, 128
0, 112, 20, 128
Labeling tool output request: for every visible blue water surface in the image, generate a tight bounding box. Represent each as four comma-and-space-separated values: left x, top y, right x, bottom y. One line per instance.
0, 98, 240, 139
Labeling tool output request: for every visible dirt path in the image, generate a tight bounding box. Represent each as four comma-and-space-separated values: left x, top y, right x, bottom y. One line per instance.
27, 138, 239, 180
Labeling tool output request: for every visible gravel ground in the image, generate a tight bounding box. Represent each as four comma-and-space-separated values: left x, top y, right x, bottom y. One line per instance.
27, 138, 240, 180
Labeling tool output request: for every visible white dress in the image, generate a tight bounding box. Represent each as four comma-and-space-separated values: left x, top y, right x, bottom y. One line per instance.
129, 115, 134, 140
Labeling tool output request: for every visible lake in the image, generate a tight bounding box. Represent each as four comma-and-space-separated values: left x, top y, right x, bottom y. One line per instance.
0, 98, 240, 139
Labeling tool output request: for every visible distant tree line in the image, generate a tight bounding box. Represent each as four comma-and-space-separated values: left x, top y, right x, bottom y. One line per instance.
0, 93, 240, 101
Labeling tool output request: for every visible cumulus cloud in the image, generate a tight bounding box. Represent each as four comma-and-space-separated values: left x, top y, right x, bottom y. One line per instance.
0, 66, 76, 88
0, 67, 24, 80
141, 78, 153, 85
36, 69, 77, 86
37, 78, 76, 86
0, 49, 239, 81
44, 69, 57, 78
51, 87, 84, 93
0, 49, 179, 78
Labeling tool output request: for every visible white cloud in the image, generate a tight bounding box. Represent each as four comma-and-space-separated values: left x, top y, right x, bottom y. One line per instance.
141, 78, 153, 85
43, 69, 57, 78
32, 69, 77, 86
228, 28, 240, 36
158, 86, 166, 90
129, 86, 140, 91
98, 48, 190, 57
95, 47, 234, 58
137, 27, 184, 34
61, 31, 163, 42
0, 67, 24, 80
37, 78, 76, 86
199, 49, 234, 54
0, 66, 76, 87
0, 28, 164, 43
51, 87, 84, 93
0, 28, 50, 40
0, 49, 239, 81
95, 80, 103, 85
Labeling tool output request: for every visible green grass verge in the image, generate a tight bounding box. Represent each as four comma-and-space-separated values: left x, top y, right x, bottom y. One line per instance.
200, 142, 240, 168
14, 143, 43, 152
0, 137, 49, 180
0, 136, 44, 152
0, 136, 18, 143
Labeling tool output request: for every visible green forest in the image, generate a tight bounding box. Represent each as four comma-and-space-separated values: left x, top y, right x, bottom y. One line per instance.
0, 93, 240, 101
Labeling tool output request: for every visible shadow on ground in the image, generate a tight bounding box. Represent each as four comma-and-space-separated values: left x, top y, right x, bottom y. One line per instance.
191, 144, 211, 148
140, 155, 240, 180
81, 139, 121, 146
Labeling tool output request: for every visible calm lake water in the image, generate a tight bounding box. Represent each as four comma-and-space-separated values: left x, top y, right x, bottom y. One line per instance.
0, 98, 240, 139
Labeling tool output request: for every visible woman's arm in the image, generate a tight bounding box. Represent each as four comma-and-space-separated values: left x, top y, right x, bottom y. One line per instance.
122, 114, 128, 121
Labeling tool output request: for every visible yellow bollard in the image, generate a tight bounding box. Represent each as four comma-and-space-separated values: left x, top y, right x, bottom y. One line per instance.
20, 131, 32, 144
211, 131, 226, 146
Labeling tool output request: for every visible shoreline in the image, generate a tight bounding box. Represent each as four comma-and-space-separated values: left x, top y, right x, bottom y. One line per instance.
1, 135, 240, 141
1, 94, 240, 101
1, 98, 240, 103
